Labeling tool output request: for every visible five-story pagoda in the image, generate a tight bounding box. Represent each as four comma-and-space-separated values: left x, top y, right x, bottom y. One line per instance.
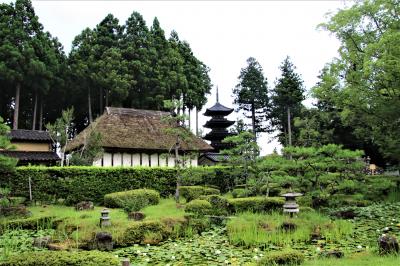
203, 89, 235, 152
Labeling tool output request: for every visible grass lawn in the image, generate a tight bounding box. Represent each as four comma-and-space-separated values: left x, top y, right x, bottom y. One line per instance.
304, 252, 400, 266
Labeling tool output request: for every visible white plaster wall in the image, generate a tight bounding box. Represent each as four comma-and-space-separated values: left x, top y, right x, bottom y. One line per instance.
168, 156, 175, 167
141, 153, 149, 167
150, 154, 158, 167
122, 153, 131, 167
93, 158, 102, 166
132, 153, 141, 166
113, 153, 122, 166
103, 153, 112, 167
159, 155, 167, 167
191, 157, 198, 167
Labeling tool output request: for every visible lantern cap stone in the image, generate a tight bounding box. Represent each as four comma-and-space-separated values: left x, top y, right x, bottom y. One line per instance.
281, 192, 303, 197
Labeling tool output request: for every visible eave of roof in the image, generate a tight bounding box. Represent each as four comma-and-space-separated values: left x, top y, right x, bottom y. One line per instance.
9, 129, 52, 142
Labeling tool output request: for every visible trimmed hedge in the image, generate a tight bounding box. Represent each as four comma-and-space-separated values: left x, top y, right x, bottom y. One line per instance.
258, 249, 305, 265
199, 194, 229, 216
228, 197, 284, 213
185, 199, 212, 216
0, 251, 119, 266
179, 186, 220, 202
121, 220, 166, 246
104, 189, 160, 211
2, 166, 233, 205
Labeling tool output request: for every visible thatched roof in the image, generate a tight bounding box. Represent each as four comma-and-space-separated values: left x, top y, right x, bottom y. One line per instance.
65, 107, 213, 153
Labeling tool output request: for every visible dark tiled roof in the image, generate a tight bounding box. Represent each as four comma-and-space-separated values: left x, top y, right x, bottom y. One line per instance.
65, 107, 213, 153
200, 152, 230, 162
204, 102, 234, 116
0, 151, 60, 161
9, 129, 52, 141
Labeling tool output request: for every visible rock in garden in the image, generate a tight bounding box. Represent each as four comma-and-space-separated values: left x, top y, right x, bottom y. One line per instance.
94, 232, 113, 251
333, 209, 356, 219
75, 201, 94, 211
128, 211, 146, 221
321, 250, 344, 258
280, 221, 297, 232
47, 243, 67, 251
378, 234, 399, 254
33, 236, 52, 248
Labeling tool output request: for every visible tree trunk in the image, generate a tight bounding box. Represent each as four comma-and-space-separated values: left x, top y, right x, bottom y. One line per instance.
287, 107, 292, 146
287, 106, 292, 160
105, 89, 109, 108
188, 109, 191, 131
99, 88, 103, 114
88, 87, 93, 123
32, 91, 38, 130
196, 108, 199, 136
13, 83, 20, 129
174, 136, 181, 203
251, 103, 256, 141
39, 96, 43, 130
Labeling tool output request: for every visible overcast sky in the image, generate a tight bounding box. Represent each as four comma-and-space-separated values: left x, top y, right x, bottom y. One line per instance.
5, 0, 348, 154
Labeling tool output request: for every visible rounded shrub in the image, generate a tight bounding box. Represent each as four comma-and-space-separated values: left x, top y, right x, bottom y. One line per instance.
103, 189, 160, 211
121, 220, 166, 246
185, 199, 212, 216
179, 186, 220, 202
0, 251, 120, 266
199, 194, 229, 216
258, 249, 305, 265
232, 188, 250, 198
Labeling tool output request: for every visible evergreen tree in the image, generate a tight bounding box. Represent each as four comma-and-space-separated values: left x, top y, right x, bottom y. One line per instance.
0, 116, 17, 172
270, 56, 305, 147
233, 57, 269, 140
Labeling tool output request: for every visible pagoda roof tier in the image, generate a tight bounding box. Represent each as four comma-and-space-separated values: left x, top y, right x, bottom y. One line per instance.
204, 131, 234, 141
204, 118, 235, 129
204, 102, 234, 116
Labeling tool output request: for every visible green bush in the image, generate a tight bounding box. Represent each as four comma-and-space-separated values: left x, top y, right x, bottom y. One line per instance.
231, 188, 250, 198
228, 197, 284, 213
2, 166, 235, 205
0, 251, 119, 266
260, 184, 282, 197
104, 189, 160, 211
258, 249, 305, 265
199, 194, 229, 216
185, 199, 212, 216
179, 186, 220, 202
120, 220, 166, 246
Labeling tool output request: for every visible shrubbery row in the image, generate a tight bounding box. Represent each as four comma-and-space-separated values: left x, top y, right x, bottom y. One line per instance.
104, 189, 160, 211
1, 166, 233, 205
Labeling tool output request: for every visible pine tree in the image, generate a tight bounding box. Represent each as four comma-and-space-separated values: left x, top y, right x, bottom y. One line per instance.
233, 57, 269, 140
270, 56, 305, 147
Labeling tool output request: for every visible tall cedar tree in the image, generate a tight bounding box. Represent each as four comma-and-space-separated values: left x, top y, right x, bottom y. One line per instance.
270, 57, 305, 147
233, 57, 269, 140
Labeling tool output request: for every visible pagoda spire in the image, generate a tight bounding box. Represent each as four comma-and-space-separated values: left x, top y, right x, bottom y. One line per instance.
216, 86, 219, 103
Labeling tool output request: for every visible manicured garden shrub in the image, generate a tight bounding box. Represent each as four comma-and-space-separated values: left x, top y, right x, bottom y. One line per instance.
179, 186, 220, 202
228, 197, 284, 213
185, 199, 212, 216
260, 184, 282, 197
199, 194, 229, 216
121, 220, 166, 246
257, 249, 305, 265
103, 189, 160, 211
0, 250, 120, 266
231, 188, 250, 198
2, 166, 235, 205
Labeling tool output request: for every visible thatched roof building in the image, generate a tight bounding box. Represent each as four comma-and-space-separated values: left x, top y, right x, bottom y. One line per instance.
66, 107, 213, 167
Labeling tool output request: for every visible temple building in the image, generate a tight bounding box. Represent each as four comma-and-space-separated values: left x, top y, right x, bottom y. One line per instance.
0, 129, 60, 166
65, 107, 213, 167
199, 89, 235, 166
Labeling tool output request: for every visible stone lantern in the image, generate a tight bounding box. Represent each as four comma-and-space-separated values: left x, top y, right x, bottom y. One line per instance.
281, 192, 303, 217
100, 208, 111, 227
